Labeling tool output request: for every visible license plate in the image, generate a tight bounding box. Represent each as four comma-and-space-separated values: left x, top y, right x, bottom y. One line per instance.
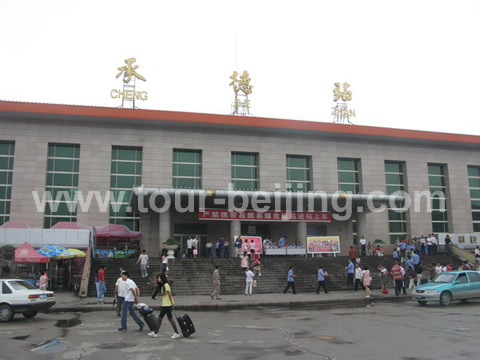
40, 294, 47, 299
415, 295, 424, 299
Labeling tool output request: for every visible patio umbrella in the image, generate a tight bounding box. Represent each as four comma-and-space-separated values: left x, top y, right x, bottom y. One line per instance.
54, 248, 86, 259
37, 245, 66, 258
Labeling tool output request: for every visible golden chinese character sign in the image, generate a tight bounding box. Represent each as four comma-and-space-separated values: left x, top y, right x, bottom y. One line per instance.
230, 70, 253, 115
116, 57, 146, 83
111, 57, 148, 104
331, 82, 355, 123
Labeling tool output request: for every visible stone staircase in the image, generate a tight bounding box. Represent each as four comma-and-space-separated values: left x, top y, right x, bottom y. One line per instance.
88, 254, 459, 297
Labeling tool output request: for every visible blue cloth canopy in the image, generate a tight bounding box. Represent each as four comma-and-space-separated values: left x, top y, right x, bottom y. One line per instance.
37, 245, 66, 258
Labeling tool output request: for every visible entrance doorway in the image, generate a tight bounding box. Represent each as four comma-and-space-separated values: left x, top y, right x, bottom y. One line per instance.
174, 234, 208, 257
174, 223, 208, 257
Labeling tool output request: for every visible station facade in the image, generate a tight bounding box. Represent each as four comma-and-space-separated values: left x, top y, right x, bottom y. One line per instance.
1, 100, 480, 256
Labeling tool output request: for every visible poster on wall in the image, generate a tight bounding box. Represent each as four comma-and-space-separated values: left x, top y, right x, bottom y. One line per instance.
307, 236, 340, 254
240, 236, 263, 254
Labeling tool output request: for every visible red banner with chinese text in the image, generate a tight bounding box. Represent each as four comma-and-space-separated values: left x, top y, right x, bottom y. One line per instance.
198, 209, 331, 222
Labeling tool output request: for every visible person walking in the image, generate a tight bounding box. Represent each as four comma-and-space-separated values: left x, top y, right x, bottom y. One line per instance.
210, 265, 221, 300
316, 265, 329, 294
234, 236, 242, 258
148, 274, 180, 339
205, 240, 213, 258
241, 251, 249, 270
354, 263, 365, 291
359, 236, 367, 257
224, 240, 230, 258
137, 250, 149, 278
391, 261, 404, 296
406, 266, 416, 293
378, 264, 388, 294
245, 267, 255, 295
362, 266, 372, 298
444, 234, 452, 256
39, 271, 48, 291
283, 266, 296, 294
186, 237, 193, 259
118, 271, 145, 332
152, 269, 168, 300
348, 246, 358, 262
115, 268, 127, 316
96, 266, 106, 304
249, 240, 256, 259
161, 253, 168, 271
219, 235, 226, 258
346, 259, 355, 287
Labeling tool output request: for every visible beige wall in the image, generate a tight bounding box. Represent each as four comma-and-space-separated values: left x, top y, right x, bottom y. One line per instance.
2, 115, 480, 254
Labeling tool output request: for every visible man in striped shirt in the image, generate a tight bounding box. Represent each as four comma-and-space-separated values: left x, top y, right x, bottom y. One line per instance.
391, 261, 404, 296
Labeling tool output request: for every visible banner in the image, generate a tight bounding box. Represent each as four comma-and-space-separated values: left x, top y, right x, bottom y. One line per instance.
199, 209, 331, 222
240, 236, 263, 254
307, 236, 340, 254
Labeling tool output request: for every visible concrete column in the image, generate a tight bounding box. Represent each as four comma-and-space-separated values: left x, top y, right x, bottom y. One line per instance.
356, 211, 367, 246
230, 220, 241, 257
297, 221, 307, 247
159, 207, 171, 252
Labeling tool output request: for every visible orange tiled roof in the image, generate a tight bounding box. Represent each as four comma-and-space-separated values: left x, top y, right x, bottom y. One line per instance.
0, 100, 479, 145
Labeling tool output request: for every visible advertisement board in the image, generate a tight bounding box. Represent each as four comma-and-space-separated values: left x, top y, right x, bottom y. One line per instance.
240, 236, 263, 254
307, 236, 340, 254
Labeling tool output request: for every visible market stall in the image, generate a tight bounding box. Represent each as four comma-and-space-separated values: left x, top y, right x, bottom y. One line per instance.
94, 224, 141, 258
14, 242, 49, 285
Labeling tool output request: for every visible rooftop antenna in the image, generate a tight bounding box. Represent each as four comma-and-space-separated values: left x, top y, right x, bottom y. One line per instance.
235, 33, 238, 72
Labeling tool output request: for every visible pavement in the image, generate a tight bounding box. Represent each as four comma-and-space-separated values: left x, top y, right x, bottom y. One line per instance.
48, 290, 412, 313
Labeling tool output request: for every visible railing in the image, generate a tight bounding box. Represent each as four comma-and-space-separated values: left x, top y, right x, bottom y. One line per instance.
79, 246, 92, 298
451, 245, 476, 263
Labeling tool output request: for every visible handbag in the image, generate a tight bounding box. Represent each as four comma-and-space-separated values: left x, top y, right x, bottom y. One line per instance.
252, 280, 257, 288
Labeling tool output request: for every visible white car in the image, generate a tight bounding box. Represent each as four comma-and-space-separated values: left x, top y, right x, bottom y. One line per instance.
0, 279, 55, 322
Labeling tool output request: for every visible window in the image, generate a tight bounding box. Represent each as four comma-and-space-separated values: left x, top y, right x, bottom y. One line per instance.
286, 155, 312, 192
172, 149, 201, 189
338, 158, 361, 193
2, 282, 12, 294
468, 272, 480, 283
468, 166, 480, 232
428, 164, 449, 233
110, 146, 142, 231
231, 152, 258, 191
0, 142, 14, 226
456, 273, 468, 284
385, 161, 407, 243
44, 144, 80, 228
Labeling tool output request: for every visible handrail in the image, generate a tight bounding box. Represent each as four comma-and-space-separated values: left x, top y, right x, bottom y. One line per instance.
451, 245, 476, 264
79, 246, 92, 298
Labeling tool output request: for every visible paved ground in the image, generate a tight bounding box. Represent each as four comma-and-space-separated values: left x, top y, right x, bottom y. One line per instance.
50, 289, 410, 312
1, 300, 480, 360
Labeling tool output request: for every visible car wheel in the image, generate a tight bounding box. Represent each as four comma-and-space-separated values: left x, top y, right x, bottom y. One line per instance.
439, 291, 452, 306
417, 300, 427, 306
22, 310, 38, 319
0, 304, 14, 322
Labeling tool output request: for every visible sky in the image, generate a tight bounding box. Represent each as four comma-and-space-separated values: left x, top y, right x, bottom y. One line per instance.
1, 0, 480, 135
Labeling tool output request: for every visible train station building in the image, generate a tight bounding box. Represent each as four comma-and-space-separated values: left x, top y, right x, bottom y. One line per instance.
1, 100, 480, 256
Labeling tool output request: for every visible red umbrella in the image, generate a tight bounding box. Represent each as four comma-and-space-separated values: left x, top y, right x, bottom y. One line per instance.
15, 242, 49, 263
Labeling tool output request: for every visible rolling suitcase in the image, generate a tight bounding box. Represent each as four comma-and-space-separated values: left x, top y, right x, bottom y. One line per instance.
138, 304, 157, 332
174, 311, 195, 337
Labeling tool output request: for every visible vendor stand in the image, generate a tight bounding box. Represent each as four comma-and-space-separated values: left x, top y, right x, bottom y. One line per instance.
94, 224, 141, 258
14, 242, 49, 286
